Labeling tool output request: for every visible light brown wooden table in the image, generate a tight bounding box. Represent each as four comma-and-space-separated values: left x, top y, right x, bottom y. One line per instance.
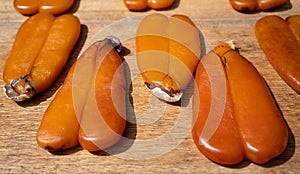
0, 0, 299, 173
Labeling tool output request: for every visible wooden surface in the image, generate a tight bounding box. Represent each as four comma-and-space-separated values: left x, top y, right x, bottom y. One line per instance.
0, 0, 300, 173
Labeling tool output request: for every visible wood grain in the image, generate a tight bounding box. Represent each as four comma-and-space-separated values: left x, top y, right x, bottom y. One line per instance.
0, 0, 299, 173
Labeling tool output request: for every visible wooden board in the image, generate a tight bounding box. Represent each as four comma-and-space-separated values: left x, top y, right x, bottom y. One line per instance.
0, 0, 299, 173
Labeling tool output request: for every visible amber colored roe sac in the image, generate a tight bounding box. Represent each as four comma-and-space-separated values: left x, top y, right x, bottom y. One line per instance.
255, 15, 300, 94
3, 13, 81, 102
14, 0, 75, 15
123, 0, 175, 11
229, 0, 287, 13
136, 13, 201, 102
37, 37, 126, 152
192, 42, 288, 165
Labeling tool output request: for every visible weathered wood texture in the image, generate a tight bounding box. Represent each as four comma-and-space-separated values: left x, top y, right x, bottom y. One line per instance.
0, 0, 299, 173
